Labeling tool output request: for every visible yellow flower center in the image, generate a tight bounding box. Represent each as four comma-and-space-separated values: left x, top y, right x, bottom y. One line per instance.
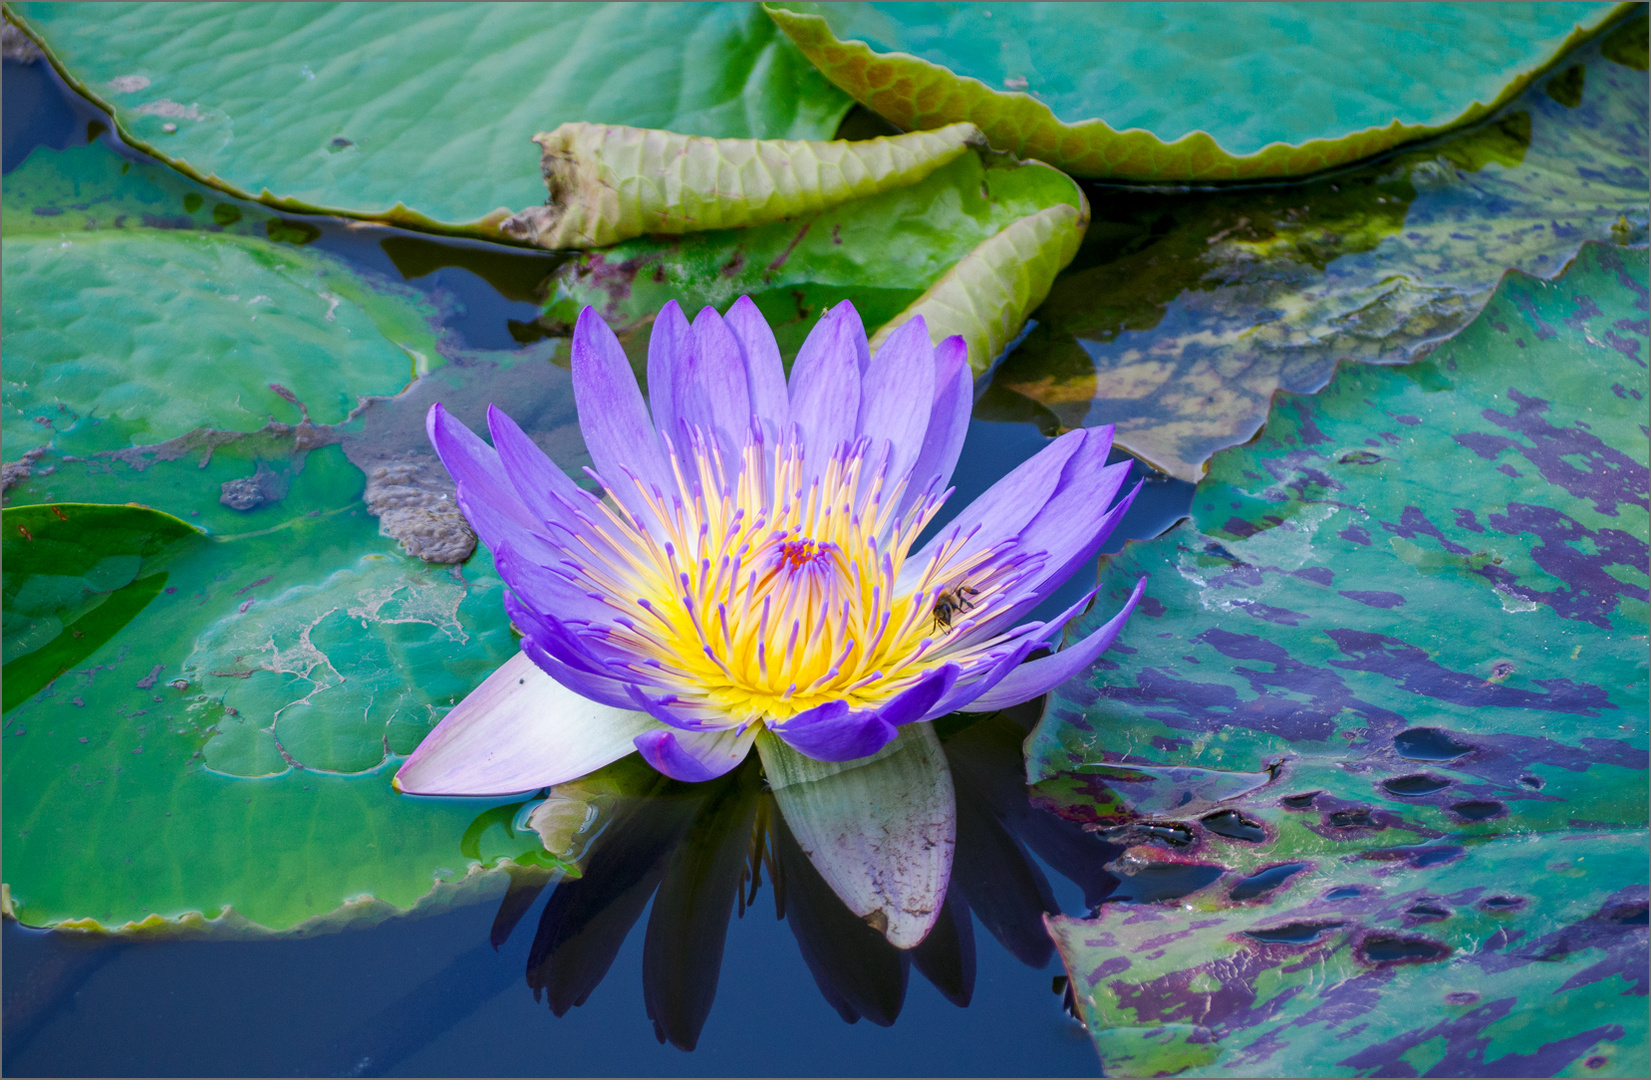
581, 432, 1006, 725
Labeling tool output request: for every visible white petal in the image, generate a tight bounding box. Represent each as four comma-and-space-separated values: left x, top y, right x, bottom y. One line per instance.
394, 651, 661, 796
757, 722, 956, 949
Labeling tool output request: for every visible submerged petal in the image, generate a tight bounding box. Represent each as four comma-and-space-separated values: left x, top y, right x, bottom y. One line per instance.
395, 651, 662, 796
758, 723, 955, 949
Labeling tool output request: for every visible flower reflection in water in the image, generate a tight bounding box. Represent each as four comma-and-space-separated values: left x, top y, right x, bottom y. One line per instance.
489, 702, 1120, 1049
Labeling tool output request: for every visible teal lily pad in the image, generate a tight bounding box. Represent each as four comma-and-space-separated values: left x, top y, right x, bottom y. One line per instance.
1027, 241, 1648, 1074
542, 147, 1085, 367
1, 225, 441, 460
4, 2, 854, 235
984, 17, 1649, 479
1, 140, 279, 239
767, 1, 1630, 181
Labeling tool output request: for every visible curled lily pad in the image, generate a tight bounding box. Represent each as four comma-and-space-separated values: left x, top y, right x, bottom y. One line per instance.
766, 1, 1629, 181
542, 146, 1084, 366
870, 199, 1087, 374
4, 2, 854, 235
984, 19, 1649, 479
501, 121, 981, 249
1027, 242, 1648, 1073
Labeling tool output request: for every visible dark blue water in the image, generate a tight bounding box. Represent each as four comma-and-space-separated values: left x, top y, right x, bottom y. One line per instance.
1, 52, 1194, 1077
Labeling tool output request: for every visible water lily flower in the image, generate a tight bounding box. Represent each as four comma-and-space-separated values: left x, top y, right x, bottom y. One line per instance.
397, 297, 1144, 944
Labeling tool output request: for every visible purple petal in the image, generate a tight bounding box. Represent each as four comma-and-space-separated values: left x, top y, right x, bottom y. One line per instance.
926, 635, 1042, 718
874, 664, 960, 726
771, 700, 897, 762
427, 404, 540, 533
498, 587, 620, 673
645, 299, 691, 439
908, 427, 1086, 576
956, 475, 1142, 646
788, 303, 863, 459
571, 306, 670, 504
961, 577, 1147, 712
394, 651, 661, 796
725, 295, 788, 435
858, 315, 936, 484
634, 724, 757, 782
902, 334, 971, 513
519, 635, 639, 710
677, 305, 753, 449
624, 683, 727, 732
485, 405, 594, 529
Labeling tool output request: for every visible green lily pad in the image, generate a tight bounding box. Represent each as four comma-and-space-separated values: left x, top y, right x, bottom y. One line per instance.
542, 147, 1084, 365
2, 504, 202, 712
983, 18, 1649, 479
766, 1, 1630, 181
1026, 242, 1648, 1073
4, 2, 854, 235
0, 505, 549, 933
1, 225, 441, 460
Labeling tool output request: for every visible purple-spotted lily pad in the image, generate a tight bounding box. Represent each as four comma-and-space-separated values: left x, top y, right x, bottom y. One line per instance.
1029, 240, 1648, 1076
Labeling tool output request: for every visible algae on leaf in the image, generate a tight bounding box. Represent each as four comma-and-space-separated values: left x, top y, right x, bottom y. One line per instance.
983, 20, 1650, 478
767, 1, 1630, 181
4, 2, 855, 235
1026, 242, 1648, 1076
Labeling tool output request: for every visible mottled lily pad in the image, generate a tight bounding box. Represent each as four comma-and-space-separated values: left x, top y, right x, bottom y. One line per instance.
983, 20, 1650, 479
767, 1, 1628, 181
1048, 831, 1648, 1078
543, 147, 1084, 365
1027, 242, 1648, 1074
4, 2, 854, 234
